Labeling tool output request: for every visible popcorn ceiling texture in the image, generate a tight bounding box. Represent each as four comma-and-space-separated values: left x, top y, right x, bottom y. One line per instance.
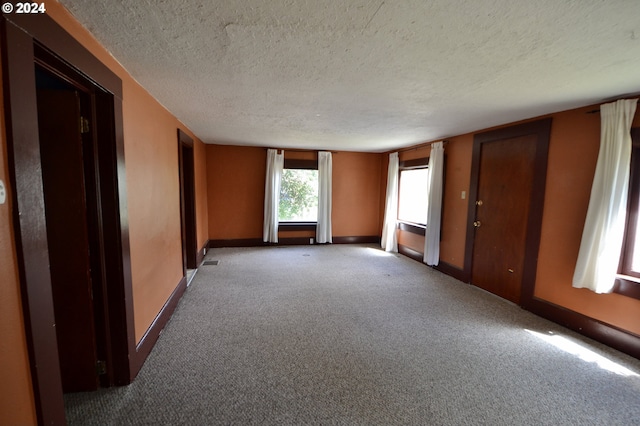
58, 0, 640, 152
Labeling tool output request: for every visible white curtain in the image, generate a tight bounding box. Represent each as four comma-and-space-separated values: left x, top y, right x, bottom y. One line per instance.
263, 149, 284, 243
317, 151, 333, 243
424, 142, 444, 266
573, 99, 638, 293
381, 152, 399, 252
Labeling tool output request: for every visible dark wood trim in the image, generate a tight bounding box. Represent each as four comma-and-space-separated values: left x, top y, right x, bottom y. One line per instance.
464, 118, 552, 308
278, 237, 316, 245
280, 236, 382, 246
208, 236, 381, 248
284, 158, 318, 169
2, 19, 66, 425
527, 297, 640, 360
333, 236, 380, 244
633, 127, 640, 148
2, 13, 134, 424
434, 261, 469, 282
209, 238, 266, 248
132, 276, 188, 374
178, 129, 194, 148
4, 13, 121, 98
178, 129, 197, 270
398, 244, 424, 263
398, 222, 426, 236
399, 157, 429, 169
279, 222, 317, 231
614, 277, 640, 300
196, 243, 207, 267
398, 244, 469, 282
615, 127, 640, 299
109, 97, 136, 385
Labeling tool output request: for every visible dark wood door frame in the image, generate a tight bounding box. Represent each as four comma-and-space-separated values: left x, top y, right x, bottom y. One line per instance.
2, 14, 135, 424
463, 118, 552, 308
178, 129, 197, 271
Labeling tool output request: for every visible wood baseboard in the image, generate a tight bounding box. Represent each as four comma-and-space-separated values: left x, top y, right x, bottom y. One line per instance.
208, 236, 381, 248
525, 297, 640, 360
333, 236, 380, 244
398, 244, 423, 263
398, 244, 468, 282
434, 261, 468, 282
208, 238, 265, 248
379, 244, 640, 360
196, 243, 207, 266
131, 276, 188, 376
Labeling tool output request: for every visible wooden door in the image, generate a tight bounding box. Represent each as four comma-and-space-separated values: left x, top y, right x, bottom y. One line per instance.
470, 135, 537, 303
36, 87, 100, 392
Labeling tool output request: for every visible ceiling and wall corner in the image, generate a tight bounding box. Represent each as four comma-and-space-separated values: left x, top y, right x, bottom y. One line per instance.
57, 0, 640, 152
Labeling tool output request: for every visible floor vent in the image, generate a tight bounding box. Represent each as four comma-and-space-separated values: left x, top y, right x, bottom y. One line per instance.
202, 260, 219, 266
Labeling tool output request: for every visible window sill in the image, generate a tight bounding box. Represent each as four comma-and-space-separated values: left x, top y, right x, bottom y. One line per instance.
614, 275, 640, 300
397, 221, 426, 236
278, 222, 317, 231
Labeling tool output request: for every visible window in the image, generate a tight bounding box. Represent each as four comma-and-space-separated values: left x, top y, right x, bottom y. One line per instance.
279, 159, 318, 223
398, 168, 429, 225
397, 158, 430, 227
616, 128, 640, 299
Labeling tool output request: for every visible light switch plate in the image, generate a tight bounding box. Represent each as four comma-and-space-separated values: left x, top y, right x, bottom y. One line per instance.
0, 180, 5, 204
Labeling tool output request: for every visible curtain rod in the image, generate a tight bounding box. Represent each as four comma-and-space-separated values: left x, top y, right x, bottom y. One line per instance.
586, 95, 640, 114
397, 140, 448, 153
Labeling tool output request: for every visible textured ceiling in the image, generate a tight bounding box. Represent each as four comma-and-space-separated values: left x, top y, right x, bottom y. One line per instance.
58, 0, 640, 152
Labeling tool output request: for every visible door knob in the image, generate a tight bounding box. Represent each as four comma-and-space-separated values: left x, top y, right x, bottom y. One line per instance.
473, 221, 481, 228
476, 200, 483, 206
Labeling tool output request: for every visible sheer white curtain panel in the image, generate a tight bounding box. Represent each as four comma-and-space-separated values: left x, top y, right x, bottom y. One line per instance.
263, 149, 284, 243
317, 151, 333, 243
424, 142, 444, 266
573, 99, 638, 293
381, 152, 399, 252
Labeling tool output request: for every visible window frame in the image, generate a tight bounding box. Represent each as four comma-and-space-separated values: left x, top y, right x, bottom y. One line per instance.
278, 158, 318, 231
397, 157, 430, 236
615, 127, 640, 299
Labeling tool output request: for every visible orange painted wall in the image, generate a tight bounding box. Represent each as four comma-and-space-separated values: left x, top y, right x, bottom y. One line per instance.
13, 3, 208, 345
121, 81, 185, 340
390, 104, 640, 337
439, 134, 473, 266
395, 138, 473, 265
332, 151, 382, 237
2, 3, 210, 420
206, 146, 383, 241
397, 230, 424, 253
0, 43, 38, 426
207, 145, 266, 240
194, 138, 209, 251
535, 106, 640, 335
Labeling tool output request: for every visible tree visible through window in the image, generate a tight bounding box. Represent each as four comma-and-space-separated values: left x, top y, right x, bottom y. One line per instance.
279, 168, 318, 222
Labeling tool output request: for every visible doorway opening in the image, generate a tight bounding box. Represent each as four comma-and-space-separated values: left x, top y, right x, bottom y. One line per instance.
35, 62, 109, 392
3, 15, 136, 424
178, 129, 198, 283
